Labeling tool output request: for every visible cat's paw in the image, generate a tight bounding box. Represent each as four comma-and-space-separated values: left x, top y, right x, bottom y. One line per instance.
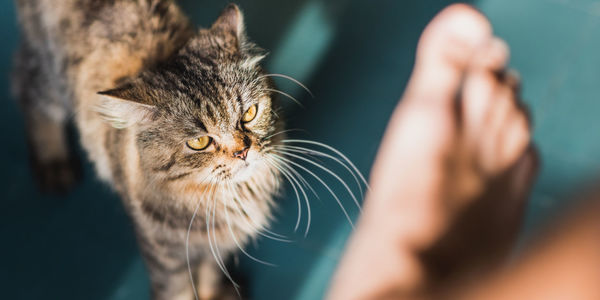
214, 284, 240, 300
30, 156, 82, 194
198, 283, 242, 300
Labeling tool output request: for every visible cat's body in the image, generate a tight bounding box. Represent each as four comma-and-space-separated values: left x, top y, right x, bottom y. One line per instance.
14, 1, 282, 299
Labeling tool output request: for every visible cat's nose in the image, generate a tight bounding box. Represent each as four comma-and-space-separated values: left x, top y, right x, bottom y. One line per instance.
233, 146, 249, 160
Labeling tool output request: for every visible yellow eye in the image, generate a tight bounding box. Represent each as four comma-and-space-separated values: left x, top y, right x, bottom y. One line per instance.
242, 104, 258, 123
186, 136, 212, 151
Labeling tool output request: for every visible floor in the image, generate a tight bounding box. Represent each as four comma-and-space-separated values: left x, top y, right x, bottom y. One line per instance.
1, 0, 599, 299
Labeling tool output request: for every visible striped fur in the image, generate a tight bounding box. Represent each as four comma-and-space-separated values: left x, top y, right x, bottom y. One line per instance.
13, 1, 283, 299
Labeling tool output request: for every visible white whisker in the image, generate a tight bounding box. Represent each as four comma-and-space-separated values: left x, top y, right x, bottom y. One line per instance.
225, 182, 277, 267
283, 139, 370, 191
263, 88, 304, 108
271, 154, 355, 228
204, 184, 235, 290
280, 156, 320, 200
273, 149, 362, 213
186, 175, 213, 300
266, 156, 312, 236
263, 128, 305, 141
259, 73, 314, 98
276, 145, 363, 197
228, 183, 292, 243
211, 191, 239, 291
264, 158, 303, 232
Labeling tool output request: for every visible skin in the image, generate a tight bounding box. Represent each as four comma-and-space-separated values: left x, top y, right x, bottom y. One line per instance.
330, 4, 600, 300
458, 197, 600, 300
328, 4, 536, 300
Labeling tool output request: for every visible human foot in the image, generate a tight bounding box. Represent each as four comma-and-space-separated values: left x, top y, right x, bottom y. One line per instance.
329, 4, 536, 300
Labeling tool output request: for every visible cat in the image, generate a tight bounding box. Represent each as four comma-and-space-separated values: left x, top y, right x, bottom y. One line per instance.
13, 1, 284, 299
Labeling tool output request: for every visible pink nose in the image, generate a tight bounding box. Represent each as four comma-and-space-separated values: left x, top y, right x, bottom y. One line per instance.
233, 146, 249, 160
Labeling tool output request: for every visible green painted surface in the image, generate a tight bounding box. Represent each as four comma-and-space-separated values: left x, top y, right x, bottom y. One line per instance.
1, 0, 599, 299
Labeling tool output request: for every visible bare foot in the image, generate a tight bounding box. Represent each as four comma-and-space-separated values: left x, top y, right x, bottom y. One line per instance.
328, 4, 536, 300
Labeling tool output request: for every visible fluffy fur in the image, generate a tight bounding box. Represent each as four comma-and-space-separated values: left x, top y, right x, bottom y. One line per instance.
13, 1, 284, 298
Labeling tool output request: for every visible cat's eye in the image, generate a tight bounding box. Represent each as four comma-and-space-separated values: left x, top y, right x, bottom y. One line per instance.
242, 104, 258, 123
186, 136, 212, 151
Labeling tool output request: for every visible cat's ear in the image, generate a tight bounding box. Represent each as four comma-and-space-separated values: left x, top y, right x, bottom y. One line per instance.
96, 83, 157, 128
211, 4, 246, 43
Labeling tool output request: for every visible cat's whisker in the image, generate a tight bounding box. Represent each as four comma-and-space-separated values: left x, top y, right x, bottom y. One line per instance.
271, 148, 324, 196
186, 175, 214, 300
282, 139, 371, 191
230, 184, 282, 239
264, 158, 303, 232
272, 148, 362, 213
233, 201, 292, 242
258, 73, 314, 98
279, 155, 320, 201
208, 190, 242, 299
224, 182, 277, 267
270, 154, 356, 229
203, 182, 220, 275
263, 128, 305, 141
213, 190, 240, 290
227, 183, 292, 243
275, 145, 364, 198
266, 156, 312, 236
266, 155, 313, 235
204, 183, 234, 290
263, 88, 304, 108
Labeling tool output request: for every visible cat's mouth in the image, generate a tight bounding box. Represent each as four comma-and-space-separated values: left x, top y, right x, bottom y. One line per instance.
207, 147, 269, 183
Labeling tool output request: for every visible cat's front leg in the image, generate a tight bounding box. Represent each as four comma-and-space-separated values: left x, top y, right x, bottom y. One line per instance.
197, 258, 221, 299
13, 41, 81, 194
196, 257, 239, 300
139, 243, 196, 300
136, 226, 234, 300
141, 246, 237, 300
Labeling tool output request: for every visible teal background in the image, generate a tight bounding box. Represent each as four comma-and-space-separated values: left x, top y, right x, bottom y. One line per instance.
1, 0, 599, 299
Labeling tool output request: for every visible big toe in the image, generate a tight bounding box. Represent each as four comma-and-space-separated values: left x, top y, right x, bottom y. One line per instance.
406, 4, 493, 105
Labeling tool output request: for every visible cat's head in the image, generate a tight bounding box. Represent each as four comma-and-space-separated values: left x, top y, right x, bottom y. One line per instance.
98, 4, 282, 187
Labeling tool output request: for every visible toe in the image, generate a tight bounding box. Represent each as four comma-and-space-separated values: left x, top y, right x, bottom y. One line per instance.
509, 146, 539, 200
502, 69, 522, 94
500, 110, 531, 170
472, 37, 510, 72
496, 146, 538, 229
479, 105, 530, 174
476, 85, 513, 172
405, 4, 493, 106
492, 73, 531, 173
462, 67, 501, 139
461, 37, 511, 131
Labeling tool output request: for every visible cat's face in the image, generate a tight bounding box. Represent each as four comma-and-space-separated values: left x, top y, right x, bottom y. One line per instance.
136, 59, 282, 186
98, 5, 283, 186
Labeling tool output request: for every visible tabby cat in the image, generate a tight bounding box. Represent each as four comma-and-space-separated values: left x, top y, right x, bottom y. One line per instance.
14, 1, 284, 299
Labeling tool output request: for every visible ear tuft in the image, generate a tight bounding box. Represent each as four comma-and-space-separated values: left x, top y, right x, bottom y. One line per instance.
97, 82, 151, 104
211, 3, 245, 41
241, 54, 267, 69
96, 85, 156, 129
